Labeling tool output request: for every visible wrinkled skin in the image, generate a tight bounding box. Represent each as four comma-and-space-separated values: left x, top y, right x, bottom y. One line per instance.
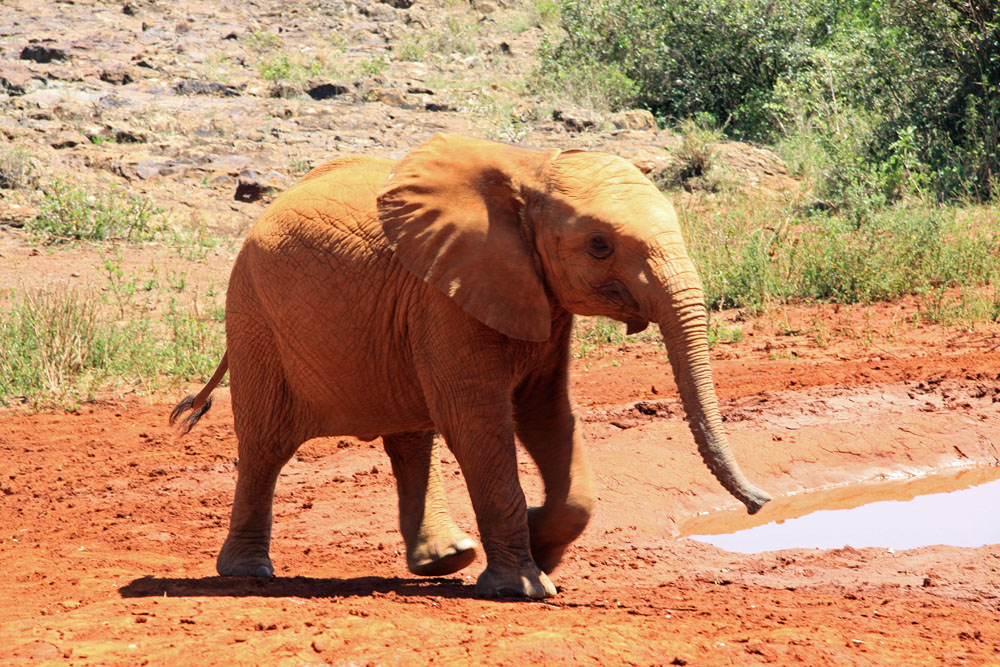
174, 134, 770, 599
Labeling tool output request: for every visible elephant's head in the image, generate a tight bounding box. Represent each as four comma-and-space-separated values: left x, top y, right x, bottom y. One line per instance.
378, 133, 770, 514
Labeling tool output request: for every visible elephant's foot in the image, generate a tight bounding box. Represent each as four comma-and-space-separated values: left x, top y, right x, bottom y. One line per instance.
527, 505, 588, 574
217, 535, 274, 578
475, 561, 557, 599
407, 530, 477, 576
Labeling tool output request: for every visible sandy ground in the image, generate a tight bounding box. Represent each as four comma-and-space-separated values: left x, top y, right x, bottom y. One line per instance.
2, 301, 999, 666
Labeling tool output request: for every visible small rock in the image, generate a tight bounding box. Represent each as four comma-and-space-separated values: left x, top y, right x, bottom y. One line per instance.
235, 169, 283, 202
20, 44, 69, 64
112, 159, 185, 181
609, 109, 657, 131
405, 10, 432, 29
360, 3, 398, 21
306, 82, 350, 100
104, 123, 153, 143
380, 0, 413, 7
0, 202, 37, 227
99, 94, 132, 108
100, 68, 134, 86
173, 79, 241, 97
425, 102, 455, 112
0, 62, 35, 95
470, 0, 498, 13
269, 81, 303, 99
205, 155, 253, 173
553, 107, 601, 132
370, 87, 410, 108
50, 130, 88, 149
52, 102, 89, 121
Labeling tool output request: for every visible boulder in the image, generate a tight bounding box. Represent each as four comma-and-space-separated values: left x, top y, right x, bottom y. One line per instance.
0, 62, 36, 95
609, 109, 657, 131
235, 169, 284, 202
19, 44, 68, 64
552, 107, 601, 133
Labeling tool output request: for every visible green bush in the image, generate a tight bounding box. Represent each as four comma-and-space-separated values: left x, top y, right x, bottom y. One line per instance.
28, 182, 164, 244
542, 0, 999, 204
535, 33, 639, 111
540, 0, 820, 140
776, 0, 999, 207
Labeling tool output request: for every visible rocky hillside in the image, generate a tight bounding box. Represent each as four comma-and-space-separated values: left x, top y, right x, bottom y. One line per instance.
0, 0, 793, 241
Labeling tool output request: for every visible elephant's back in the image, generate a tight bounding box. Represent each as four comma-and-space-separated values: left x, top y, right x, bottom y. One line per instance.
236, 153, 407, 306
249, 155, 396, 250
297, 155, 396, 187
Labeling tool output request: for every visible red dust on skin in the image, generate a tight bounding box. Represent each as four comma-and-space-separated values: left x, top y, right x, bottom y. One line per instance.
2, 300, 1000, 665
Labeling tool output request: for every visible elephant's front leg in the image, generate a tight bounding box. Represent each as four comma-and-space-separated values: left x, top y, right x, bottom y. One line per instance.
382, 431, 477, 576
514, 379, 595, 574
428, 399, 555, 599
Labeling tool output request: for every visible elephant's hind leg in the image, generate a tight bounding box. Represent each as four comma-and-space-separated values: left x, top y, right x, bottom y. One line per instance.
382, 431, 477, 576
217, 452, 286, 577
218, 325, 311, 578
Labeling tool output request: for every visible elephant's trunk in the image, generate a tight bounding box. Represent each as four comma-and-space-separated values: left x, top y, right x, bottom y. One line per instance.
654, 273, 771, 514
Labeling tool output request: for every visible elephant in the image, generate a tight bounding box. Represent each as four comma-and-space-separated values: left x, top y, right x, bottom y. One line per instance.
170, 133, 770, 599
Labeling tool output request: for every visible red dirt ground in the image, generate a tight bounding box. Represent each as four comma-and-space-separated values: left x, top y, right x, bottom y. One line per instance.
2, 301, 1000, 665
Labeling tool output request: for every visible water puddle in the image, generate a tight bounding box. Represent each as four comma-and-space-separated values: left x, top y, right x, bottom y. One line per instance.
682, 465, 1000, 553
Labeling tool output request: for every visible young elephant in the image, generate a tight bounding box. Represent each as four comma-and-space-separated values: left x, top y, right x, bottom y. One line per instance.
171, 133, 770, 599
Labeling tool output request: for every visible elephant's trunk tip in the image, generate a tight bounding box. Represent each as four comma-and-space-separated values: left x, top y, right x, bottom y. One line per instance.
741, 488, 771, 515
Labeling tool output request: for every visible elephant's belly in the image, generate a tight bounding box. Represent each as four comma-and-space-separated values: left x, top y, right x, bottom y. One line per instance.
281, 344, 436, 440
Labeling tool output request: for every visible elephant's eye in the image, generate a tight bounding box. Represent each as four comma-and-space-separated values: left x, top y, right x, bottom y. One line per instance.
588, 233, 613, 259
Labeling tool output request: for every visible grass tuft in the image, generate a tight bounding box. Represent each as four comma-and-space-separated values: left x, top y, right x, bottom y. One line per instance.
0, 145, 35, 189
0, 280, 225, 410
679, 195, 1000, 319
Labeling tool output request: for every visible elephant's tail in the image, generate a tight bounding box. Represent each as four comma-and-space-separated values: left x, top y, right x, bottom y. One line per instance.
169, 352, 229, 435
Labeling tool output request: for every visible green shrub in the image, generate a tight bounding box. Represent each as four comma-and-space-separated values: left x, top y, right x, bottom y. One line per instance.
542, 0, 999, 204
775, 0, 999, 207
28, 182, 164, 244
391, 18, 482, 63
660, 114, 724, 188
535, 36, 638, 111
0, 288, 101, 404
539, 0, 819, 140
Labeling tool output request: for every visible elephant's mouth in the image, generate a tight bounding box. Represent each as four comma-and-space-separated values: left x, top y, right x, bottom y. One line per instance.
625, 319, 649, 334
589, 280, 648, 331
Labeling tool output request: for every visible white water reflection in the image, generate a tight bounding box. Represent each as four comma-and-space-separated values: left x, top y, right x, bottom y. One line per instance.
687, 473, 1000, 554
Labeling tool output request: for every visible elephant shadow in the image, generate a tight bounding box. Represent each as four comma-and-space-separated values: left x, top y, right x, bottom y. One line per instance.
118, 574, 475, 601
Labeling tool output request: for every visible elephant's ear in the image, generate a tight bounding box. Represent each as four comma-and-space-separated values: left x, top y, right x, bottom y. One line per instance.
378, 133, 558, 342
